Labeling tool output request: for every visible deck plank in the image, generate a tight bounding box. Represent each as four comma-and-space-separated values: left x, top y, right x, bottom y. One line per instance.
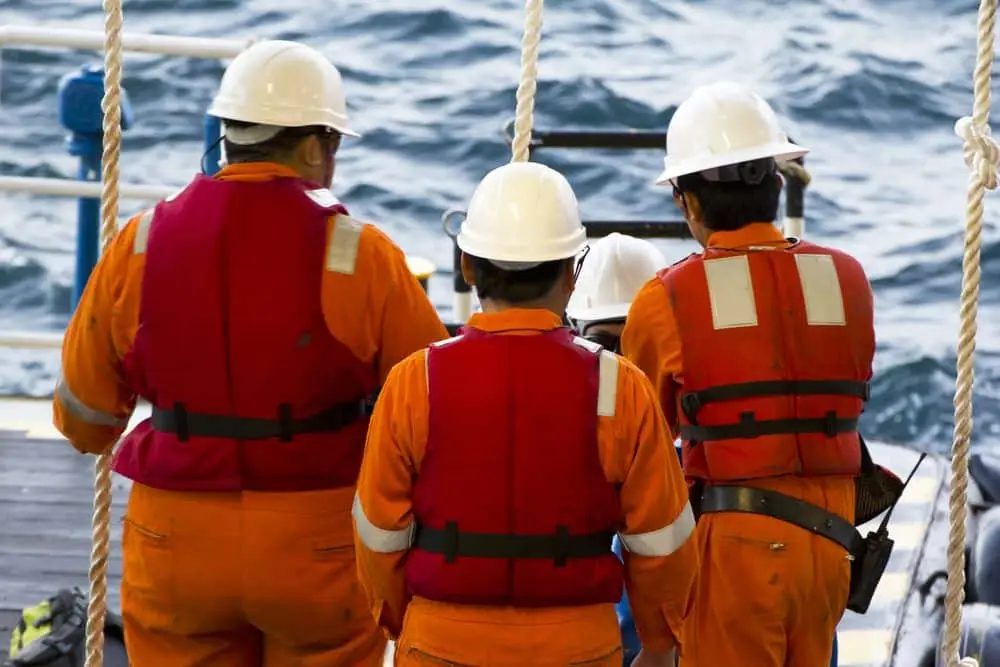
0, 429, 124, 616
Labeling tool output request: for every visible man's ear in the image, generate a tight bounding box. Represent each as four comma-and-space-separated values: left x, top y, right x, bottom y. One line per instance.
298, 134, 324, 167
460, 252, 476, 286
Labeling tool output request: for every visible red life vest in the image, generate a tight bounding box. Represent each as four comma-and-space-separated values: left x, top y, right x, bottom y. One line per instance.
405, 326, 624, 607
659, 239, 874, 482
114, 174, 378, 492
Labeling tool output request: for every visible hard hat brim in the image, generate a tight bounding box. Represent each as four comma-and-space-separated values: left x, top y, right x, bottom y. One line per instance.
654, 140, 808, 186
207, 103, 361, 139
456, 228, 588, 266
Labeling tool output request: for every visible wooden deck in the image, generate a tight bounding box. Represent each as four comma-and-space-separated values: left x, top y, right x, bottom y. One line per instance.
0, 399, 135, 657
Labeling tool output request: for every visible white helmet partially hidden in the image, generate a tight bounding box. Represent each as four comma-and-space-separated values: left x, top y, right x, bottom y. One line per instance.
566, 232, 666, 324
457, 162, 587, 270
656, 82, 807, 185
208, 39, 359, 139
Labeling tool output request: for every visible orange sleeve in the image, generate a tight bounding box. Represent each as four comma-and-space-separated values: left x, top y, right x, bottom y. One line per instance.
621, 277, 684, 434
54, 213, 145, 454
321, 216, 449, 384
351, 348, 429, 638
599, 355, 698, 653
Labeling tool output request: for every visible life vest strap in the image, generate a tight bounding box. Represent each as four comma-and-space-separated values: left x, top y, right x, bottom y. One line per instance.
680, 411, 858, 442
680, 379, 870, 424
699, 485, 859, 553
415, 522, 614, 567
151, 393, 377, 443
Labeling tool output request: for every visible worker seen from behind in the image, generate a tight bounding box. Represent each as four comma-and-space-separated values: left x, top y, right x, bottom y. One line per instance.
622, 81, 879, 666
53, 39, 448, 667
566, 231, 670, 667
566, 231, 667, 354
352, 162, 699, 667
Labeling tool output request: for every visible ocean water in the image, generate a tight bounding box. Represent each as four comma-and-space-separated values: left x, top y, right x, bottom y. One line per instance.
0, 0, 998, 451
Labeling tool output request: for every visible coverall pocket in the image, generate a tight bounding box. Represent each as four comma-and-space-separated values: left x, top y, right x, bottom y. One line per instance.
401, 645, 478, 666
311, 541, 353, 561
568, 645, 623, 666
121, 514, 175, 630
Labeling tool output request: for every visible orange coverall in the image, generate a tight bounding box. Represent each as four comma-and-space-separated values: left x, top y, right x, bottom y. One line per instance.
352, 308, 700, 667
622, 222, 860, 667
53, 162, 450, 667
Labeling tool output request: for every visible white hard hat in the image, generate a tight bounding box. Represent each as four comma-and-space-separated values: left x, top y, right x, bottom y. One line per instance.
208, 40, 359, 140
656, 82, 807, 185
566, 232, 666, 324
457, 162, 587, 270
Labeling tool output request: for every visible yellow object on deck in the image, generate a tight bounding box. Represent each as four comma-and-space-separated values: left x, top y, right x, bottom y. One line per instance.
406, 255, 436, 291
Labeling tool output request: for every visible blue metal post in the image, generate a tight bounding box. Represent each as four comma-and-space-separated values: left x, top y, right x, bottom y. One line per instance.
203, 113, 223, 176
58, 65, 134, 311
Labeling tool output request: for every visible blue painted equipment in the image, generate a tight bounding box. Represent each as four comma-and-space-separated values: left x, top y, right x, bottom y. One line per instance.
613, 535, 641, 666
202, 113, 223, 176
58, 65, 134, 311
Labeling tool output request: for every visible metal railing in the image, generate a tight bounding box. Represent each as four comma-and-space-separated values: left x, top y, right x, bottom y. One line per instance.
0, 24, 240, 348
0, 176, 177, 200
0, 25, 246, 59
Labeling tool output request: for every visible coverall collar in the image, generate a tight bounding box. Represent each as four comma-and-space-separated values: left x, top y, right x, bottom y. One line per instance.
706, 222, 787, 250
215, 162, 301, 182
465, 309, 564, 334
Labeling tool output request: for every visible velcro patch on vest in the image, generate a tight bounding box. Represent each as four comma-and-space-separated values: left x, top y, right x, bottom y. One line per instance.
702, 252, 848, 330
325, 215, 364, 275
133, 210, 155, 255
305, 187, 342, 209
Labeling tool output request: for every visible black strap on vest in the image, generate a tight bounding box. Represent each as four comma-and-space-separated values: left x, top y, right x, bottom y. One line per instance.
678, 379, 869, 442
680, 379, 870, 423
415, 522, 614, 568
680, 411, 859, 442
152, 392, 377, 443
699, 485, 860, 553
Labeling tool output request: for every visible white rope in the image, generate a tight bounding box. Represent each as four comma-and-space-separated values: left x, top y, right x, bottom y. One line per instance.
510, 0, 543, 163
941, 0, 1000, 665
84, 0, 124, 664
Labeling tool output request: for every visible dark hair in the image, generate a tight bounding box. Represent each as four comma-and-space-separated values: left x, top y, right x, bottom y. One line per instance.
468, 255, 571, 304
222, 120, 342, 164
674, 158, 781, 232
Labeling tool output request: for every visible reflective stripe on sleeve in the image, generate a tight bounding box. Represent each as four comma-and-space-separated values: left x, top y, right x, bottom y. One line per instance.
618, 502, 696, 557
352, 493, 416, 553
55, 375, 129, 428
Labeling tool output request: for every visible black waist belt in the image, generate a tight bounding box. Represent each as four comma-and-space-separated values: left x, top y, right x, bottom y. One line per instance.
680, 411, 858, 442
415, 522, 614, 567
680, 379, 870, 424
700, 485, 859, 553
152, 397, 374, 443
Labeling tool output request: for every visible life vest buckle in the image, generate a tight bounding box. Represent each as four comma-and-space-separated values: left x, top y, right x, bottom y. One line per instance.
738, 411, 757, 435
823, 411, 840, 438
277, 404, 294, 442
553, 525, 570, 568
442, 520, 459, 564
173, 402, 190, 442
680, 393, 702, 424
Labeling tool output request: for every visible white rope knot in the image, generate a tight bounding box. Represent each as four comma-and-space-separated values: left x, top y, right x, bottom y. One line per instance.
956, 116, 1000, 190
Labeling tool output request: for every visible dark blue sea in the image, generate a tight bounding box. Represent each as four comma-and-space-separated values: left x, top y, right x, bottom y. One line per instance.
1, 0, 999, 451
